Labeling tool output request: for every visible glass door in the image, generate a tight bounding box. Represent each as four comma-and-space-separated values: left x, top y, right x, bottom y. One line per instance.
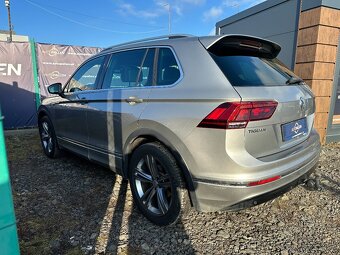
327, 35, 340, 142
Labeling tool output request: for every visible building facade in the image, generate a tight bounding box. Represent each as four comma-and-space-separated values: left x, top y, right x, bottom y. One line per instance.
0, 31, 29, 42
216, 0, 340, 144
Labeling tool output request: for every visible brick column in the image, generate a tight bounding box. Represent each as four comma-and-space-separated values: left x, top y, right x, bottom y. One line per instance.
295, 6, 340, 144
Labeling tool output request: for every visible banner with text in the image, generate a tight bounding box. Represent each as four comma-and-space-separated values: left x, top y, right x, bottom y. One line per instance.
36, 43, 102, 97
0, 42, 36, 129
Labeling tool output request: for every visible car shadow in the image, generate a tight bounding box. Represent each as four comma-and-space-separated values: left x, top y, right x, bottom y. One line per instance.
49, 152, 196, 254
98, 179, 196, 255
7, 131, 195, 254
126, 202, 196, 255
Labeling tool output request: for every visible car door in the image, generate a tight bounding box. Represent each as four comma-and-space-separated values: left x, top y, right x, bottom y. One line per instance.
86, 48, 155, 173
54, 55, 106, 158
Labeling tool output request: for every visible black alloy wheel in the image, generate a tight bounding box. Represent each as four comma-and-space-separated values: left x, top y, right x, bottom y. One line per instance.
38, 116, 60, 158
129, 142, 189, 226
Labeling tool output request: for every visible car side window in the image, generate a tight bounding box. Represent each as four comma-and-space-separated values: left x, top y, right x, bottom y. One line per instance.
102, 49, 154, 89
65, 56, 105, 93
140, 48, 155, 86
156, 48, 180, 86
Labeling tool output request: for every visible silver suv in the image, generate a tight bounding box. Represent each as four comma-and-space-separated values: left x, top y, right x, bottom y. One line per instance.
38, 34, 321, 225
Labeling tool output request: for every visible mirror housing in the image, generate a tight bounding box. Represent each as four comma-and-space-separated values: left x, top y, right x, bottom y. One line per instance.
47, 83, 63, 95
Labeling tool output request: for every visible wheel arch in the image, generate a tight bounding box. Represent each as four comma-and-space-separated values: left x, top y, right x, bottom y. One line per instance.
123, 127, 197, 206
37, 106, 51, 122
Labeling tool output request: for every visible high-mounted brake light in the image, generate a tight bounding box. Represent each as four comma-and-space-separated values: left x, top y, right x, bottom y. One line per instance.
198, 101, 278, 129
239, 40, 262, 50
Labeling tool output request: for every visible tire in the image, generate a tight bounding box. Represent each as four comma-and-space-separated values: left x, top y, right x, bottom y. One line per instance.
129, 142, 190, 226
38, 116, 60, 158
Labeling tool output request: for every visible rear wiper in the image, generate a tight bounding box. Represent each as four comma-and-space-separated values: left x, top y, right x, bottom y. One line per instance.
286, 77, 304, 85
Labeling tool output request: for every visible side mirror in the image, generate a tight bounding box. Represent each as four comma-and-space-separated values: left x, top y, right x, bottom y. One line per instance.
47, 83, 63, 95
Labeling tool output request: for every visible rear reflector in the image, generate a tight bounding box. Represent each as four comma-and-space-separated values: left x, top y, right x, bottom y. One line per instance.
198, 101, 278, 129
248, 175, 281, 187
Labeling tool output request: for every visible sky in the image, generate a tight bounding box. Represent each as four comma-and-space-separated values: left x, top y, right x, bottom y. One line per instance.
0, 0, 265, 48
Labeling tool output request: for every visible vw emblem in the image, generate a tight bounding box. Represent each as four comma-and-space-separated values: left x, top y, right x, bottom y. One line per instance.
299, 97, 305, 111
292, 122, 302, 134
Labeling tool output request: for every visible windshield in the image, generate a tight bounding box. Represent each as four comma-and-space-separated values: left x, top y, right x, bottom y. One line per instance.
211, 54, 299, 86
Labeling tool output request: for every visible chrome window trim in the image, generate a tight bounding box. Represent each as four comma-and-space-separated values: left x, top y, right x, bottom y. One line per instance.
99, 45, 183, 90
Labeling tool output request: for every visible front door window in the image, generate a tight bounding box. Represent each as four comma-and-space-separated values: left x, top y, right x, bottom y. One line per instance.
65, 56, 105, 93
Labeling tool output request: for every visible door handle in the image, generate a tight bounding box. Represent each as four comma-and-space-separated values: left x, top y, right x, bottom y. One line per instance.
126, 96, 143, 104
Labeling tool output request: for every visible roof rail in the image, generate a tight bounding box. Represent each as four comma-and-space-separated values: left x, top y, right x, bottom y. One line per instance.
103, 34, 193, 52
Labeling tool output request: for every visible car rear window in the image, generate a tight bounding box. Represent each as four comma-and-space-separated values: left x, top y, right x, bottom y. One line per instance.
211, 54, 298, 86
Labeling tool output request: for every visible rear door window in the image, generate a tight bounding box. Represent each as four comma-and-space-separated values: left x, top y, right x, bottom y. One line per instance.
211, 55, 298, 87
102, 48, 155, 89
140, 48, 155, 86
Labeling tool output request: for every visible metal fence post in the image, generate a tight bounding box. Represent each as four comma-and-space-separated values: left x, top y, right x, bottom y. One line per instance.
30, 39, 41, 110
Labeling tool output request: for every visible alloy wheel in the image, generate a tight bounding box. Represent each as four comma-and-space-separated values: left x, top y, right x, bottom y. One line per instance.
40, 121, 53, 154
133, 154, 172, 215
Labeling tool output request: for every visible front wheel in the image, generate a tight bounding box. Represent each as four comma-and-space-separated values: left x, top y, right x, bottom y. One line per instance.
129, 142, 189, 226
38, 116, 60, 158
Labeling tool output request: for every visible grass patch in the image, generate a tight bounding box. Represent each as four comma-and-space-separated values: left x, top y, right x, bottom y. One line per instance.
6, 133, 41, 162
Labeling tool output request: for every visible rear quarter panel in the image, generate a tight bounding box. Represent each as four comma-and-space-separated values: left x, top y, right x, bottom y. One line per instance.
137, 39, 241, 178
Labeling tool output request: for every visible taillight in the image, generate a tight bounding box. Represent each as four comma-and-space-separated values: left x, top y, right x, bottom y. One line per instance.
198, 101, 278, 129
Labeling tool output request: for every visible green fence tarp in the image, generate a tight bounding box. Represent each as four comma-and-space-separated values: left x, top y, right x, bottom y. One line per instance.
0, 108, 20, 255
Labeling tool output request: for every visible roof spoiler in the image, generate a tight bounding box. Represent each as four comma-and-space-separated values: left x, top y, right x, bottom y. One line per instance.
199, 35, 281, 59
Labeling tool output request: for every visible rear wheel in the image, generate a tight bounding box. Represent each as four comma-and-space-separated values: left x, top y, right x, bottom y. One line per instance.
38, 116, 60, 158
129, 142, 189, 226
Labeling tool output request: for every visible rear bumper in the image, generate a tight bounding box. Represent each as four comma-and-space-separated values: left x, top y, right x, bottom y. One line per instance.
191, 136, 320, 212
226, 165, 316, 211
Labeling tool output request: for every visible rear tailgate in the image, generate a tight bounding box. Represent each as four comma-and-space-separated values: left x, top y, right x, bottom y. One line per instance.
200, 35, 315, 158
233, 85, 314, 158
